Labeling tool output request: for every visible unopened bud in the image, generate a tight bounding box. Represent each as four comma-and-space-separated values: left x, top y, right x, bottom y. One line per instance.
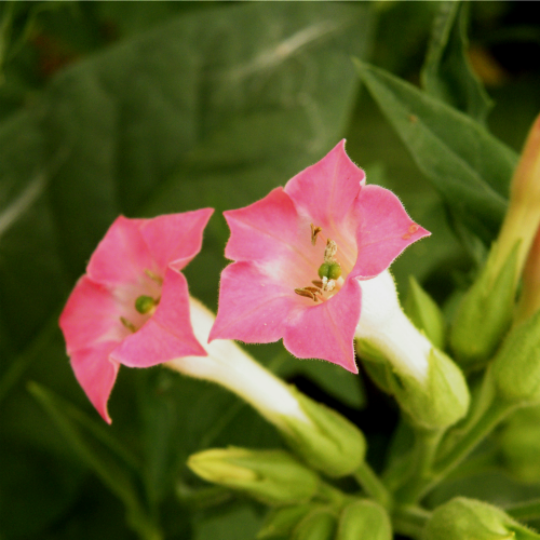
492, 310, 540, 406
187, 447, 319, 506
424, 497, 540, 540
337, 500, 391, 540
450, 242, 519, 369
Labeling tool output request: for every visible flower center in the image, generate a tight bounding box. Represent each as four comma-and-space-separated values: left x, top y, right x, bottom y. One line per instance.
119, 269, 163, 332
295, 226, 343, 303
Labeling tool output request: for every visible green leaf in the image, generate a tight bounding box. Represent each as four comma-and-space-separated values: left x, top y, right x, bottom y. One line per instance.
28, 382, 162, 540
421, 1, 492, 123
354, 59, 517, 244
194, 504, 262, 540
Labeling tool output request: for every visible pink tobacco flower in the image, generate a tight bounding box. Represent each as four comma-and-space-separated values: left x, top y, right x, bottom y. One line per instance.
210, 141, 429, 373
59, 209, 213, 423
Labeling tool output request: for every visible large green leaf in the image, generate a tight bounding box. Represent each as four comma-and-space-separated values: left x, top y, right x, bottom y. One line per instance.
421, 1, 492, 123
0, 4, 374, 537
354, 59, 517, 244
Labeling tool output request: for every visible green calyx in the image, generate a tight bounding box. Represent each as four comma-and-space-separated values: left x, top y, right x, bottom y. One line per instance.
318, 262, 342, 281
135, 295, 157, 314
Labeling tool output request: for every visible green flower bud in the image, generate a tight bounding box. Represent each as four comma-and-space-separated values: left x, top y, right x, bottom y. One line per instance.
258, 504, 315, 539
337, 500, 392, 540
492, 310, 540, 406
450, 241, 519, 369
187, 447, 320, 506
292, 509, 337, 540
318, 261, 342, 281
135, 295, 157, 314
405, 276, 446, 349
279, 387, 366, 477
423, 497, 540, 540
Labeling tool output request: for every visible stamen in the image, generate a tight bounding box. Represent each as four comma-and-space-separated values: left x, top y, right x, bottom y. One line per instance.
144, 269, 163, 285
324, 239, 338, 262
120, 317, 137, 333
310, 223, 322, 245
295, 288, 319, 302
312, 280, 323, 288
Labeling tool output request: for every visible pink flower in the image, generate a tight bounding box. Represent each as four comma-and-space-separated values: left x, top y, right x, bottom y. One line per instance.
210, 141, 429, 373
59, 209, 213, 423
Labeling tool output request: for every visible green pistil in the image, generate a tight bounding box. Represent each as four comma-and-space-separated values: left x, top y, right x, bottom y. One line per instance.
318, 261, 342, 281
135, 295, 157, 314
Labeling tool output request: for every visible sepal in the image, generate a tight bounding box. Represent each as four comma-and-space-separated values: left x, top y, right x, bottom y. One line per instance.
423, 497, 540, 540
359, 345, 469, 430
405, 276, 446, 349
292, 508, 337, 540
187, 447, 319, 506
258, 504, 315, 539
337, 500, 392, 540
279, 387, 366, 477
450, 241, 519, 369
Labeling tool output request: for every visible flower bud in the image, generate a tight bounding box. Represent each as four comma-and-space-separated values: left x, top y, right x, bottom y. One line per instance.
449, 242, 519, 369
492, 310, 540, 406
258, 504, 315, 539
278, 387, 366, 478
405, 276, 446, 349
187, 447, 320, 506
337, 500, 392, 540
423, 497, 540, 540
292, 508, 337, 540
359, 345, 469, 431
516, 225, 540, 324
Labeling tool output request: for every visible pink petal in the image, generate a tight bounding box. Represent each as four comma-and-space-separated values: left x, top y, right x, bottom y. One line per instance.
210, 261, 303, 344
283, 277, 361, 373
59, 276, 126, 353
111, 268, 206, 368
223, 188, 318, 278
87, 216, 155, 287
284, 140, 365, 230
70, 342, 120, 424
141, 208, 214, 273
351, 185, 430, 280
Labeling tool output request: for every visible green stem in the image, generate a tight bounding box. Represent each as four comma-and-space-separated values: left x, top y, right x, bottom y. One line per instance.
433, 398, 514, 478
353, 462, 392, 509
392, 505, 431, 539
505, 498, 540, 522
394, 428, 443, 505
318, 481, 347, 507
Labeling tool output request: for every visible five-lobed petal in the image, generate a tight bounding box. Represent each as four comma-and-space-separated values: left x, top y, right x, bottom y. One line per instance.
59, 209, 213, 423
210, 140, 429, 373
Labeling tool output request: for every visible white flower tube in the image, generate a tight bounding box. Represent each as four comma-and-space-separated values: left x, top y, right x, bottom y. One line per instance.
355, 270, 432, 383
166, 298, 366, 477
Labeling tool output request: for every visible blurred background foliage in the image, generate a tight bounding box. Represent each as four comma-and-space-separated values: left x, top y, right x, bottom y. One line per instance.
0, 2, 539, 539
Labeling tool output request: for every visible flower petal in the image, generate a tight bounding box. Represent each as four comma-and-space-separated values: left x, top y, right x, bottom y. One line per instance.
351, 185, 430, 280
210, 261, 304, 344
111, 268, 206, 368
141, 208, 214, 273
87, 216, 155, 287
284, 140, 365, 229
223, 188, 318, 276
283, 277, 361, 373
70, 342, 120, 424
59, 276, 126, 353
